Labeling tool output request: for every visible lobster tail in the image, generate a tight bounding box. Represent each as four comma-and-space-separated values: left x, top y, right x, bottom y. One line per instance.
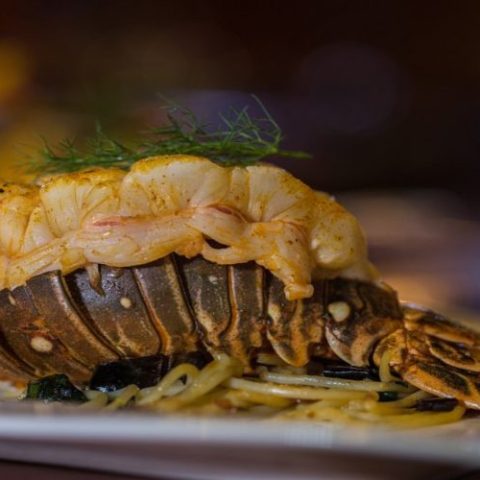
0, 256, 268, 382
0, 255, 402, 384
1, 253, 480, 413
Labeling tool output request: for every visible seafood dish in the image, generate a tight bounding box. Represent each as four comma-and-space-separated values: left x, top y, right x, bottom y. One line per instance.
0, 149, 478, 429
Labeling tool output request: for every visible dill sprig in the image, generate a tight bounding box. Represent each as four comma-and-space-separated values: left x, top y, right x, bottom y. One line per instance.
28, 96, 310, 174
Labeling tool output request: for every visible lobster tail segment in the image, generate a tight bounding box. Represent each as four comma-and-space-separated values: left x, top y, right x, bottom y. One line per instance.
322, 280, 403, 366
0, 272, 116, 382
395, 307, 480, 409
266, 276, 328, 367
402, 360, 480, 410
179, 256, 265, 363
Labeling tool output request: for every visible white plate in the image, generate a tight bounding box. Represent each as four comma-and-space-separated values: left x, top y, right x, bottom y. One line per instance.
0, 402, 478, 479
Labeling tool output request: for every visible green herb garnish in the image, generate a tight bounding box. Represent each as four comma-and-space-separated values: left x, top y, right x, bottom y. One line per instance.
29, 96, 310, 174
25, 374, 87, 403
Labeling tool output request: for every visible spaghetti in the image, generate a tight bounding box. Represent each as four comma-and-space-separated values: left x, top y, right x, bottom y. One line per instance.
77, 353, 466, 428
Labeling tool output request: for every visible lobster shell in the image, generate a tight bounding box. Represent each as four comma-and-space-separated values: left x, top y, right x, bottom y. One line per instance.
0, 254, 401, 384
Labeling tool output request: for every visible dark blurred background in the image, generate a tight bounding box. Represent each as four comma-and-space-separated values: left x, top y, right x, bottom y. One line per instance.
0, 1, 479, 314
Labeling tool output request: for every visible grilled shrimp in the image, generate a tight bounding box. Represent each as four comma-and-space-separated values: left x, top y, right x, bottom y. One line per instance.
0, 155, 373, 300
